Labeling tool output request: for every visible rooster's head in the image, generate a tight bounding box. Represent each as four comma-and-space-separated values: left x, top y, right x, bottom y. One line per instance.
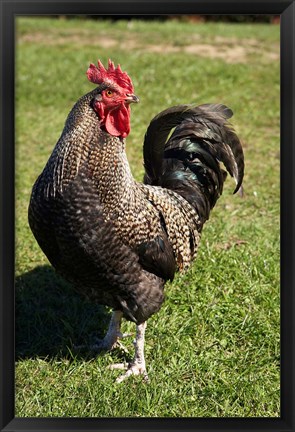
87, 59, 139, 138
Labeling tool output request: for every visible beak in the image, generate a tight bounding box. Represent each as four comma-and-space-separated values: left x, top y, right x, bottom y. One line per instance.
125, 93, 140, 104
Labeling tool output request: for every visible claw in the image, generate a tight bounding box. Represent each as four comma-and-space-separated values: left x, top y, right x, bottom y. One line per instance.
113, 361, 149, 384
108, 362, 129, 370
120, 332, 133, 339
113, 340, 129, 354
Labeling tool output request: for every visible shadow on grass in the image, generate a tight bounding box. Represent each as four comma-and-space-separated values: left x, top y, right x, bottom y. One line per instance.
16, 265, 114, 361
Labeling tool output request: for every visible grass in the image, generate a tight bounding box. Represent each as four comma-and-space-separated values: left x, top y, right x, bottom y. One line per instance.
15, 16, 280, 417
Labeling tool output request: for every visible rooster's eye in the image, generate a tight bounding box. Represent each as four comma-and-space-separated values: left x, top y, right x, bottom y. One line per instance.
105, 90, 113, 97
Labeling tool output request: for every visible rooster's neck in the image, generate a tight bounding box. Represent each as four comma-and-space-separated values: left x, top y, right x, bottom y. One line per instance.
42, 96, 135, 208
87, 130, 135, 208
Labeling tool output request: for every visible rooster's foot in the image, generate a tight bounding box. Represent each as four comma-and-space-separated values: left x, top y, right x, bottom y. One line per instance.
109, 361, 149, 383
109, 321, 148, 383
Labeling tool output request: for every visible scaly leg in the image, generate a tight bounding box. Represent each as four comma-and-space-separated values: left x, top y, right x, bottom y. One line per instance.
75, 310, 129, 352
91, 310, 124, 351
110, 321, 149, 383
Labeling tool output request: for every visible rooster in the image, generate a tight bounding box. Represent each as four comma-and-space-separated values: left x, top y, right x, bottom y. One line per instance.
28, 59, 244, 383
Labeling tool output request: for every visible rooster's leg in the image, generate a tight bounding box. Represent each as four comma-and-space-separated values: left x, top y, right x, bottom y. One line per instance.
110, 321, 148, 383
90, 310, 125, 351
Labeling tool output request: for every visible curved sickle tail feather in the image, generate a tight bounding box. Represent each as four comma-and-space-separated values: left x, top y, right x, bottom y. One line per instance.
143, 103, 244, 224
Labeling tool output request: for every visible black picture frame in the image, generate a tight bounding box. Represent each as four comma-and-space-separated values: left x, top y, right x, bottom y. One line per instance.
1, 1, 294, 431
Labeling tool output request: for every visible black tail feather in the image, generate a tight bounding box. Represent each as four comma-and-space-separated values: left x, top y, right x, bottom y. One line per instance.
143, 103, 244, 224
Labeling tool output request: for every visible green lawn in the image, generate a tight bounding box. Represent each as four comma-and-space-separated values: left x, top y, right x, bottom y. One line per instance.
15, 17, 280, 417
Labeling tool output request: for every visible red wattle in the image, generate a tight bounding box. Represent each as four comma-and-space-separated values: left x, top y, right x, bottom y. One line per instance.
105, 104, 130, 138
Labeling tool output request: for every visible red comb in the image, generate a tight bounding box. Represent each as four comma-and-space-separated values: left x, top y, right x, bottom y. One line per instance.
86, 59, 134, 93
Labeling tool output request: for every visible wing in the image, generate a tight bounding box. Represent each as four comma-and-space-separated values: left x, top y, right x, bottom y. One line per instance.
52, 171, 166, 324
